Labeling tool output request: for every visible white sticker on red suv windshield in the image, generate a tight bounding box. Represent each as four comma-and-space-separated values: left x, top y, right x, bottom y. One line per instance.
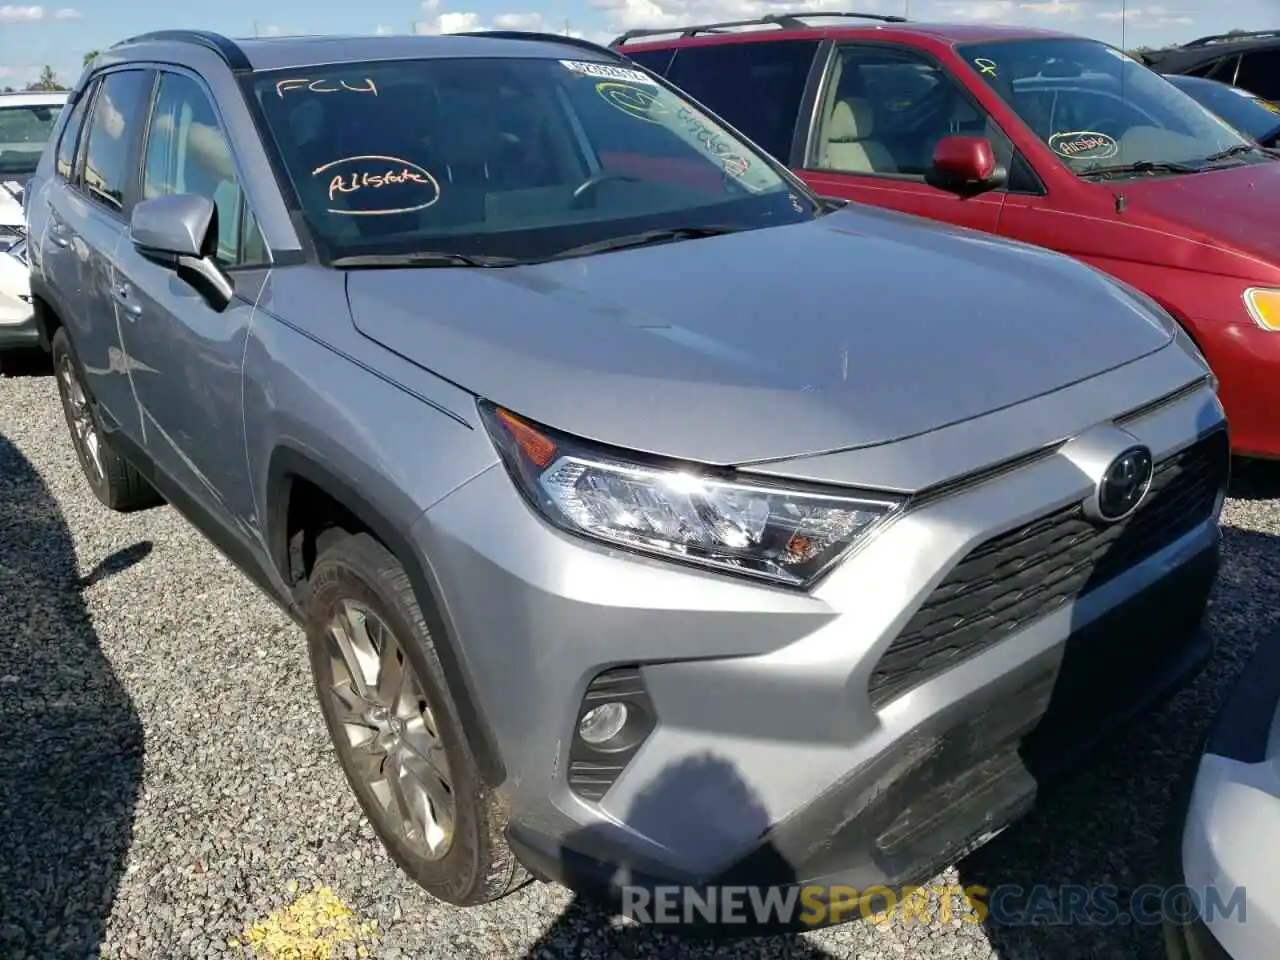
560, 60, 656, 85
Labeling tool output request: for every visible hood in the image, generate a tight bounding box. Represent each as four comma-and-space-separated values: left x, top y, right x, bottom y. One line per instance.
344, 205, 1174, 465
1115, 161, 1280, 270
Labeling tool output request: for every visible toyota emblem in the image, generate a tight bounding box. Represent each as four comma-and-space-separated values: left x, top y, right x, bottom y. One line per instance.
1091, 446, 1154, 523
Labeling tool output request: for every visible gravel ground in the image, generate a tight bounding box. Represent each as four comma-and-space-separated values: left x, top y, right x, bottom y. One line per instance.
2, 360, 1278, 960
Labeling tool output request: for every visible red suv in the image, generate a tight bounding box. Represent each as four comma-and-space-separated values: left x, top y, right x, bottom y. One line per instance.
615, 14, 1280, 458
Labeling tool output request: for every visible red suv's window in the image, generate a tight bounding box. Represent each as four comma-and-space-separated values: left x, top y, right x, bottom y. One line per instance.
660, 40, 821, 160
961, 37, 1251, 172
810, 45, 1015, 179
625, 48, 675, 76
1235, 49, 1280, 102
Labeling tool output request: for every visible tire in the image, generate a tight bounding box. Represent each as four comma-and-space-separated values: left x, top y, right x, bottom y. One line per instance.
50, 327, 161, 512
305, 531, 527, 906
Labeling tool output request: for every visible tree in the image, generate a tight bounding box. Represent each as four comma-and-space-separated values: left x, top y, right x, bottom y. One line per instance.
83, 50, 99, 66
24, 65, 66, 92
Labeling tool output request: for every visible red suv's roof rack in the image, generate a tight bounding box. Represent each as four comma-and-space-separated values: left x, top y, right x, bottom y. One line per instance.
610, 11, 907, 46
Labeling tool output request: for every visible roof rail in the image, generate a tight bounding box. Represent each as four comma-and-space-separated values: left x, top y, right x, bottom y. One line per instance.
453, 30, 631, 61
1183, 29, 1280, 48
611, 11, 906, 46
111, 29, 252, 72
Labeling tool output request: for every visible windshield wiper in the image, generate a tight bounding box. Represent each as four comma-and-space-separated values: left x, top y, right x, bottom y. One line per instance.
1080, 160, 1202, 180
1202, 143, 1266, 164
331, 251, 520, 269
541, 226, 744, 262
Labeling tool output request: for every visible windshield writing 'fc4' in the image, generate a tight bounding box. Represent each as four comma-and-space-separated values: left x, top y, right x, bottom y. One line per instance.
276, 77, 378, 97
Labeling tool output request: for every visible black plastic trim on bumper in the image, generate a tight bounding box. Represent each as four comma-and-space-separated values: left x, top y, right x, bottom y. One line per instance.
0, 319, 40, 350
509, 543, 1220, 930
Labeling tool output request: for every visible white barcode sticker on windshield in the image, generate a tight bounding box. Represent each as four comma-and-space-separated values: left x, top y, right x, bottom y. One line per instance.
560, 60, 657, 85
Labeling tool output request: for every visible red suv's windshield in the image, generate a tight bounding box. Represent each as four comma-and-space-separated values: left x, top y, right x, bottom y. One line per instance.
958, 37, 1260, 173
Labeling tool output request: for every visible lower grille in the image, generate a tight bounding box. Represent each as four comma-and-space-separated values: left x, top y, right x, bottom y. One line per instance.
868, 429, 1228, 708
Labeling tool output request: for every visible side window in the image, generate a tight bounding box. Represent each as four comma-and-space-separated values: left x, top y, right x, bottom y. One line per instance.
1184, 57, 1225, 79
665, 40, 820, 159
55, 82, 93, 180
1209, 54, 1241, 84
80, 70, 152, 214
1235, 50, 1280, 102
810, 46, 1014, 181
624, 48, 675, 76
141, 71, 267, 267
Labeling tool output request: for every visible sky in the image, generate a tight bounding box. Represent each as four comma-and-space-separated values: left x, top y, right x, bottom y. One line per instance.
0, 0, 1273, 90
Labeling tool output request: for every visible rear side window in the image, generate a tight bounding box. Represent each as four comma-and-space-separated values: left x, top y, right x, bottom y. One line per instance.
1187, 58, 1220, 78
55, 85, 93, 180
80, 69, 152, 214
1235, 50, 1280, 101
665, 40, 820, 159
624, 48, 676, 76
1203, 54, 1239, 83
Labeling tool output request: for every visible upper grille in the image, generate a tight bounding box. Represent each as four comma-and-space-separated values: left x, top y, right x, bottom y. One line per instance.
868, 429, 1229, 708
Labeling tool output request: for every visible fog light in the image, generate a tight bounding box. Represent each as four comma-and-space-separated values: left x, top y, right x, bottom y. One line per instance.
578, 702, 628, 745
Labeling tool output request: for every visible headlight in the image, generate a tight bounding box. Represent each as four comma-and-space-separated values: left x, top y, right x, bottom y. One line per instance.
480, 403, 902, 588
1244, 287, 1280, 331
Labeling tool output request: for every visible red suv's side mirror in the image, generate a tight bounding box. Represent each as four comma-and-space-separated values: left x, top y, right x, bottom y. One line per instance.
927, 135, 1008, 195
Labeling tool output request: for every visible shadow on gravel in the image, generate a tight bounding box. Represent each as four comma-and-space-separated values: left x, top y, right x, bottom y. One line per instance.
0, 430, 148, 957
1227, 456, 1280, 501
961, 524, 1280, 960
0, 349, 53, 379
519, 754, 835, 960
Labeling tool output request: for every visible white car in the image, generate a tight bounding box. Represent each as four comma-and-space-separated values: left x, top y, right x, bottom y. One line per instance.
0, 236, 35, 351
1165, 631, 1280, 959
0, 91, 65, 353
0, 90, 68, 251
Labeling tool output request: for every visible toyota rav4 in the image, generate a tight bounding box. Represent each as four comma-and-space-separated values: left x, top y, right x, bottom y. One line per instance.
25, 28, 1228, 921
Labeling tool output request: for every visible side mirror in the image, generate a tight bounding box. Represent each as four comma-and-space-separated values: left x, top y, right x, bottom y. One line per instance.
129, 194, 233, 312
926, 135, 1008, 196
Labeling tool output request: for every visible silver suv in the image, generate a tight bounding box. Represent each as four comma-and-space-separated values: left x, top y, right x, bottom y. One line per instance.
25, 29, 1229, 920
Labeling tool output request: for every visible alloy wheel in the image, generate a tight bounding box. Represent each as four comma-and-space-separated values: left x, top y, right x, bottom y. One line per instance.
324, 599, 456, 859
59, 354, 104, 484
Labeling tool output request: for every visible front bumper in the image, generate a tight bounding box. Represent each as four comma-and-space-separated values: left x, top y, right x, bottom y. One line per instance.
415, 376, 1226, 926
510, 546, 1217, 925
1197, 318, 1280, 459
1163, 629, 1280, 960
0, 304, 38, 349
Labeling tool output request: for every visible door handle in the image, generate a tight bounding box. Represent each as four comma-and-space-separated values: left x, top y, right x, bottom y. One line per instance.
48, 223, 70, 248
111, 283, 142, 318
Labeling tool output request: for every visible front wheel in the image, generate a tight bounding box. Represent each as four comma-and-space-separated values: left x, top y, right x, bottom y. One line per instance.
305, 531, 527, 905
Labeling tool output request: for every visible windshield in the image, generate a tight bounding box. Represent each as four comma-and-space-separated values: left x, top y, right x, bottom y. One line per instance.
1166, 76, 1280, 144
0, 102, 63, 177
958, 38, 1259, 174
248, 56, 819, 262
